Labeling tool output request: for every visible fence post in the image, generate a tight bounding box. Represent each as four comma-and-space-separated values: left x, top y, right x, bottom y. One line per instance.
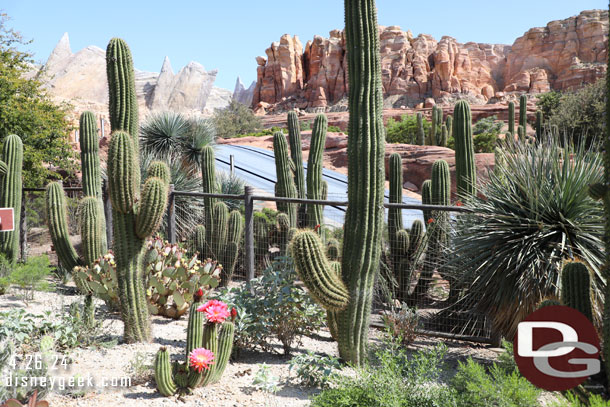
20, 189, 26, 262
102, 180, 113, 249
167, 184, 176, 244
244, 186, 255, 282
230, 155, 235, 175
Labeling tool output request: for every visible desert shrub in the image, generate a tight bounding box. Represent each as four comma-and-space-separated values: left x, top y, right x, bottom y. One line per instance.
381, 303, 419, 346
547, 79, 605, 148
447, 116, 500, 153
300, 120, 312, 131
9, 255, 52, 302
536, 90, 562, 120
215, 257, 325, 355
289, 351, 341, 388
328, 125, 343, 133
451, 357, 540, 407
216, 170, 246, 211
552, 392, 610, 407
385, 114, 431, 144
449, 136, 604, 338
213, 99, 262, 139
235, 126, 283, 138
125, 351, 154, 386
311, 341, 456, 407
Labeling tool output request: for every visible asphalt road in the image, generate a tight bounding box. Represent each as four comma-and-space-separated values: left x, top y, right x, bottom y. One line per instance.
215, 144, 424, 228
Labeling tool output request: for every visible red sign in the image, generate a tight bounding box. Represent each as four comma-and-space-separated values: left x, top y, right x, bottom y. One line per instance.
0, 208, 14, 232
513, 305, 600, 391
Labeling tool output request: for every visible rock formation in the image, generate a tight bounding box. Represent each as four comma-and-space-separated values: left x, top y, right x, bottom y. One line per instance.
37, 33, 234, 126
233, 77, 256, 106
252, 9, 608, 111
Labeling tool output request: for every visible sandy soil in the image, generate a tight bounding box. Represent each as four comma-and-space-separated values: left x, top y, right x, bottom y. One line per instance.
0, 284, 559, 407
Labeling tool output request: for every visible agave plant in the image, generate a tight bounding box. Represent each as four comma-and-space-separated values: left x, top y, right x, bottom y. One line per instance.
140, 111, 216, 169
216, 170, 246, 211
448, 135, 604, 339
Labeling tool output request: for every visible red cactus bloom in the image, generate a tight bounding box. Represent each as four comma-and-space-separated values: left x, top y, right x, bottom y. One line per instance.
195, 288, 204, 297
456, 201, 463, 207
230, 307, 237, 321
314, 224, 321, 231
427, 218, 435, 224
189, 348, 214, 373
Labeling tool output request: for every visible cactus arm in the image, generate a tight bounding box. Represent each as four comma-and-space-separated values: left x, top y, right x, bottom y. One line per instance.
287, 111, 306, 200
421, 180, 432, 224
80, 197, 103, 266
45, 182, 82, 271
210, 321, 235, 383
108, 132, 137, 214
291, 230, 349, 311
307, 114, 328, 230
154, 348, 177, 396
273, 132, 298, 227
135, 176, 169, 239
148, 161, 171, 184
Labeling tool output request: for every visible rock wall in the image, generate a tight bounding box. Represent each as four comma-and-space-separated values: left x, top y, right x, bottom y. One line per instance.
252, 9, 608, 110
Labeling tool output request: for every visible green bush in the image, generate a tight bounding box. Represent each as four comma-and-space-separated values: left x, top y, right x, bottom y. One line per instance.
536, 91, 562, 120
328, 125, 343, 133
386, 114, 431, 144
212, 99, 263, 139
289, 351, 340, 388
236, 126, 283, 138
9, 255, 52, 302
448, 116, 500, 153
552, 392, 610, 407
215, 257, 325, 356
547, 79, 605, 148
311, 341, 456, 407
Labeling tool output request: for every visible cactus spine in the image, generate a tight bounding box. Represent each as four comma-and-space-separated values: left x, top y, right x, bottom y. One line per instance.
561, 261, 593, 322
508, 101, 515, 136
290, 0, 385, 365
307, 114, 328, 230
416, 113, 425, 145
0, 135, 22, 262
106, 38, 169, 343
453, 100, 476, 198
273, 132, 298, 227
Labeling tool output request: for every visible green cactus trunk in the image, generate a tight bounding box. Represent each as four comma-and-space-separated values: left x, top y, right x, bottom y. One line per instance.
428, 106, 438, 146
273, 132, 298, 227
0, 135, 22, 262
287, 112, 306, 226
445, 115, 453, 140
435, 106, 443, 146
561, 262, 593, 322
388, 153, 403, 236
535, 110, 543, 141
307, 114, 328, 230
201, 145, 217, 257
154, 348, 178, 396
336, 0, 386, 365
421, 179, 432, 224
439, 124, 448, 147
519, 94, 528, 131
518, 125, 525, 141
107, 38, 169, 343
508, 101, 515, 136
453, 100, 476, 198
46, 182, 82, 271
416, 113, 425, 146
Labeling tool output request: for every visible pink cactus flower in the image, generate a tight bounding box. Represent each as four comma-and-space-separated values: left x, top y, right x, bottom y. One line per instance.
197, 300, 230, 323
189, 348, 214, 372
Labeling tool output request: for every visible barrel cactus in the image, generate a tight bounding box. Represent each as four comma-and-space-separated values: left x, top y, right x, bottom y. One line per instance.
290, 0, 385, 365
154, 296, 235, 395
0, 135, 23, 263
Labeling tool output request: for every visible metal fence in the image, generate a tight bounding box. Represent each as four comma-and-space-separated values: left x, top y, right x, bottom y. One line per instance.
21, 184, 494, 344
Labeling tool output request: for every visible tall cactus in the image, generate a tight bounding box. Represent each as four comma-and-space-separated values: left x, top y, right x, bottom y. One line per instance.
561, 261, 593, 322
273, 132, 298, 227
421, 179, 432, 224
106, 38, 169, 343
428, 106, 438, 146
388, 153, 403, 237
201, 145, 217, 249
535, 110, 543, 140
453, 100, 476, 198
307, 114, 328, 230
519, 94, 528, 130
416, 113, 425, 146
445, 115, 453, 140
0, 135, 22, 262
290, 0, 385, 365
508, 101, 515, 136
287, 112, 306, 226
517, 125, 525, 141
439, 124, 448, 147
435, 106, 443, 146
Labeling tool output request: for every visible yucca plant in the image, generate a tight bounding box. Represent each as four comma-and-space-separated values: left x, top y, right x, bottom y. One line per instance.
448, 134, 604, 339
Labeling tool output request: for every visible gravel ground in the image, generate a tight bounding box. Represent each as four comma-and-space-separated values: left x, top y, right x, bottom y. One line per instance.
0, 284, 559, 406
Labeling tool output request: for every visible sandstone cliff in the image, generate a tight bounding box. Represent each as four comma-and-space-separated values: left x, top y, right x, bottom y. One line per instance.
252, 9, 608, 111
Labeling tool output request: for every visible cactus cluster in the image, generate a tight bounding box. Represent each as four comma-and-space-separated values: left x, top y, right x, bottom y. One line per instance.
154, 296, 235, 395
73, 241, 221, 319
0, 135, 23, 263
290, 0, 385, 365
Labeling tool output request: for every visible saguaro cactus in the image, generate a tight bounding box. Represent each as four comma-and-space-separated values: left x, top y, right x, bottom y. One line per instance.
561, 261, 593, 322
508, 101, 515, 136
445, 115, 453, 140
416, 113, 425, 146
290, 0, 385, 365
307, 114, 328, 230
287, 112, 306, 201
519, 94, 528, 130
273, 132, 298, 227
439, 124, 448, 147
452, 100, 476, 197
106, 38, 169, 343
535, 110, 543, 140
0, 135, 23, 263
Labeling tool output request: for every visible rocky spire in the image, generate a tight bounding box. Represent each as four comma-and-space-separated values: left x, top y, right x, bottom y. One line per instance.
45, 32, 72, 68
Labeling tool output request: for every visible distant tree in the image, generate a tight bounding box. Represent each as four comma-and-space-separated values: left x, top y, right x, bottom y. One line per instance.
0, 13, 76, 187
212, 99, 262, 139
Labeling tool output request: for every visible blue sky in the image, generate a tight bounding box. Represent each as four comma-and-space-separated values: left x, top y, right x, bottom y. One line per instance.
4, 1, 607, 90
